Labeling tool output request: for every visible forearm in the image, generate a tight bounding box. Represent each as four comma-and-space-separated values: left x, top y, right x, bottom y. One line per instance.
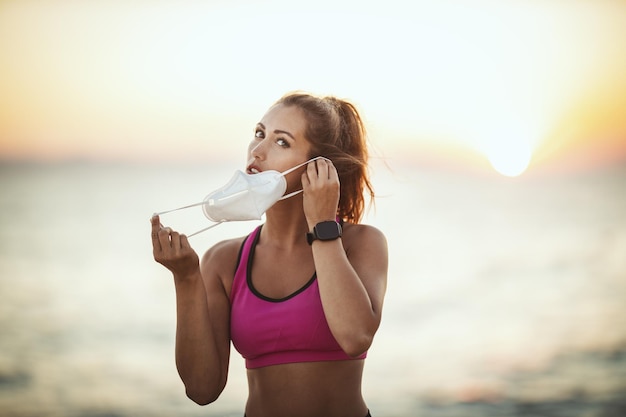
173, 271, 226, 404
311, 239, 379, 357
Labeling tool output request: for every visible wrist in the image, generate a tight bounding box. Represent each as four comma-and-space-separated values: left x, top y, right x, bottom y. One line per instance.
173, 267, 202, 286
306, 220, 342, 245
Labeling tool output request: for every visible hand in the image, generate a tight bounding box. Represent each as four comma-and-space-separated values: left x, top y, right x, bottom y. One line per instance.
151, 215, 199, 279
301, 158, 340, 228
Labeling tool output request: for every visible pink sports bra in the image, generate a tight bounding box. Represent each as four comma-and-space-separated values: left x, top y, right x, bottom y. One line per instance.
230, 226, 367, 369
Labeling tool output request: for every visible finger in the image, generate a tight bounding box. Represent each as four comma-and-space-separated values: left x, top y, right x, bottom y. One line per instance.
301, 169, 310, 188
158, 227, 172, 248
307, 159, 318, 178
151, 215, 160, 233
316, 158, 330, 180
327, 160, 339, 182
170, 231, 181, 251
180, 234, 191, 249
151, 215, 162, 250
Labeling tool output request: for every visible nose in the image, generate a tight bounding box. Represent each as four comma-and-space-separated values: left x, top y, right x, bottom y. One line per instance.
249, 137, 267, 160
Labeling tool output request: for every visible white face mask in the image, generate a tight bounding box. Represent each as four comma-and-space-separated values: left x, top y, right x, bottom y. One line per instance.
155, 156, 328, 236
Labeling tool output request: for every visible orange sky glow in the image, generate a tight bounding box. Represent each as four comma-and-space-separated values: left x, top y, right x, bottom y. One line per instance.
1, 0, 625, 176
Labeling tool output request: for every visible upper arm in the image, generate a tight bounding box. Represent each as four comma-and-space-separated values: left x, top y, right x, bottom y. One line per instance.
199, 239, 243, 375
345, 224, 389, 322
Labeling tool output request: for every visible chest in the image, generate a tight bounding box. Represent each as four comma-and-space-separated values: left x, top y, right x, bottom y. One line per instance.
250, 244, 315, 300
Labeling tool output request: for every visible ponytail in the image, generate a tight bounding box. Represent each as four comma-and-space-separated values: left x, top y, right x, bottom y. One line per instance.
275, 92, 374, 223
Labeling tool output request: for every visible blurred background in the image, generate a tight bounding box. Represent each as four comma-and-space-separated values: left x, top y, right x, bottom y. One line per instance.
1, 1, 625, 416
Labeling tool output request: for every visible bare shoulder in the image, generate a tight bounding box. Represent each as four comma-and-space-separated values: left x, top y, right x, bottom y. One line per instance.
200, 235, 248, 294
342, 223, 387, 253
342, 223, 388, 273
201, 236, 246, 268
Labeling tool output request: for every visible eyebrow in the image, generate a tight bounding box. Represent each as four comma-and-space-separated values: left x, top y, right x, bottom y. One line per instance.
257, 123, 296, 141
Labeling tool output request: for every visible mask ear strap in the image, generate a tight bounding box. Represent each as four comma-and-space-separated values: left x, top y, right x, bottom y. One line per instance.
154, 201, 205, 216
154, 203, 225, 238
277, 156, 330, 201
279, 156, 330, 177
187, 221, 225, 237
278, 189, 303, 201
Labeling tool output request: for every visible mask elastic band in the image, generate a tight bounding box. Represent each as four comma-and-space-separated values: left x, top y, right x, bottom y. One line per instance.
187, 221, 224, 237
277, 156, 331, 200
155, 201, 205, 216
154, 156, 331, 236
154, 201, 220, 238
279, 156, 330, 177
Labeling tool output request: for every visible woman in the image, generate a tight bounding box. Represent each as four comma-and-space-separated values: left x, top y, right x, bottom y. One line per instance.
150, 92, 388, 417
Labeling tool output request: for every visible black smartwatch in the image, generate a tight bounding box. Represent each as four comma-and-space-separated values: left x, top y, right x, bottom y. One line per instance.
306, 221, 342, 245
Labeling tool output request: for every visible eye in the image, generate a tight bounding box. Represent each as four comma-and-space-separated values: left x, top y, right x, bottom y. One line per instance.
276, 138, 290, 148
254, 129, 265, 139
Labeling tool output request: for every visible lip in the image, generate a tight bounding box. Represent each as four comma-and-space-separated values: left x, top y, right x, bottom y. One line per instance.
247, 164, 262, 174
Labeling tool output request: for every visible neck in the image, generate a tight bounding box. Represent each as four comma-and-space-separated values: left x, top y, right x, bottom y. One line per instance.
261, 196, 309, 247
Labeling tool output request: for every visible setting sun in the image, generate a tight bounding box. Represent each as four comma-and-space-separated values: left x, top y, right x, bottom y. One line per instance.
485, 139, 532, 177
0, 1, 625, 171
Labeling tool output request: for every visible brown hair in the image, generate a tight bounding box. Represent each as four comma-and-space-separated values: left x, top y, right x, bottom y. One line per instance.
275, 92, 374, 223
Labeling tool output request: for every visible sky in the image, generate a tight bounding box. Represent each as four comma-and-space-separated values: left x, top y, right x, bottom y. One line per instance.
1, 0, 625, 176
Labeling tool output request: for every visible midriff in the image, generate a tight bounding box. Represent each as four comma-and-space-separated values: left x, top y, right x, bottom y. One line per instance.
244, 360, 368, 417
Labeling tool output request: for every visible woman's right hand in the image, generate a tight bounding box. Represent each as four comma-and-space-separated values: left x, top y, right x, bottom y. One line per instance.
151, 214, 200, 279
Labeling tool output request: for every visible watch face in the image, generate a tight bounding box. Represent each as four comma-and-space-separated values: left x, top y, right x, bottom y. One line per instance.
316, 221, 341, 240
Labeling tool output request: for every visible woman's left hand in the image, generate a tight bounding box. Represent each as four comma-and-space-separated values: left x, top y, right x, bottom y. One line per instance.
301, 158, 340, 228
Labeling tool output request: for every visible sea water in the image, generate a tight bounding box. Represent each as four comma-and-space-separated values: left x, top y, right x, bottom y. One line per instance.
0, 159, 625, 417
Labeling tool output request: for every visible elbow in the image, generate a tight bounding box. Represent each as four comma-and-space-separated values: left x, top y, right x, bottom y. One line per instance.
335, 318, 381, 358
186, 387, 220, 406
184, 378, 226, 406
341, 333, 374, 358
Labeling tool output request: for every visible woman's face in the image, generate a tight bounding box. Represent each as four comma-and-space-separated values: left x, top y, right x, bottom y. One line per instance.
247, 104, 312, 183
